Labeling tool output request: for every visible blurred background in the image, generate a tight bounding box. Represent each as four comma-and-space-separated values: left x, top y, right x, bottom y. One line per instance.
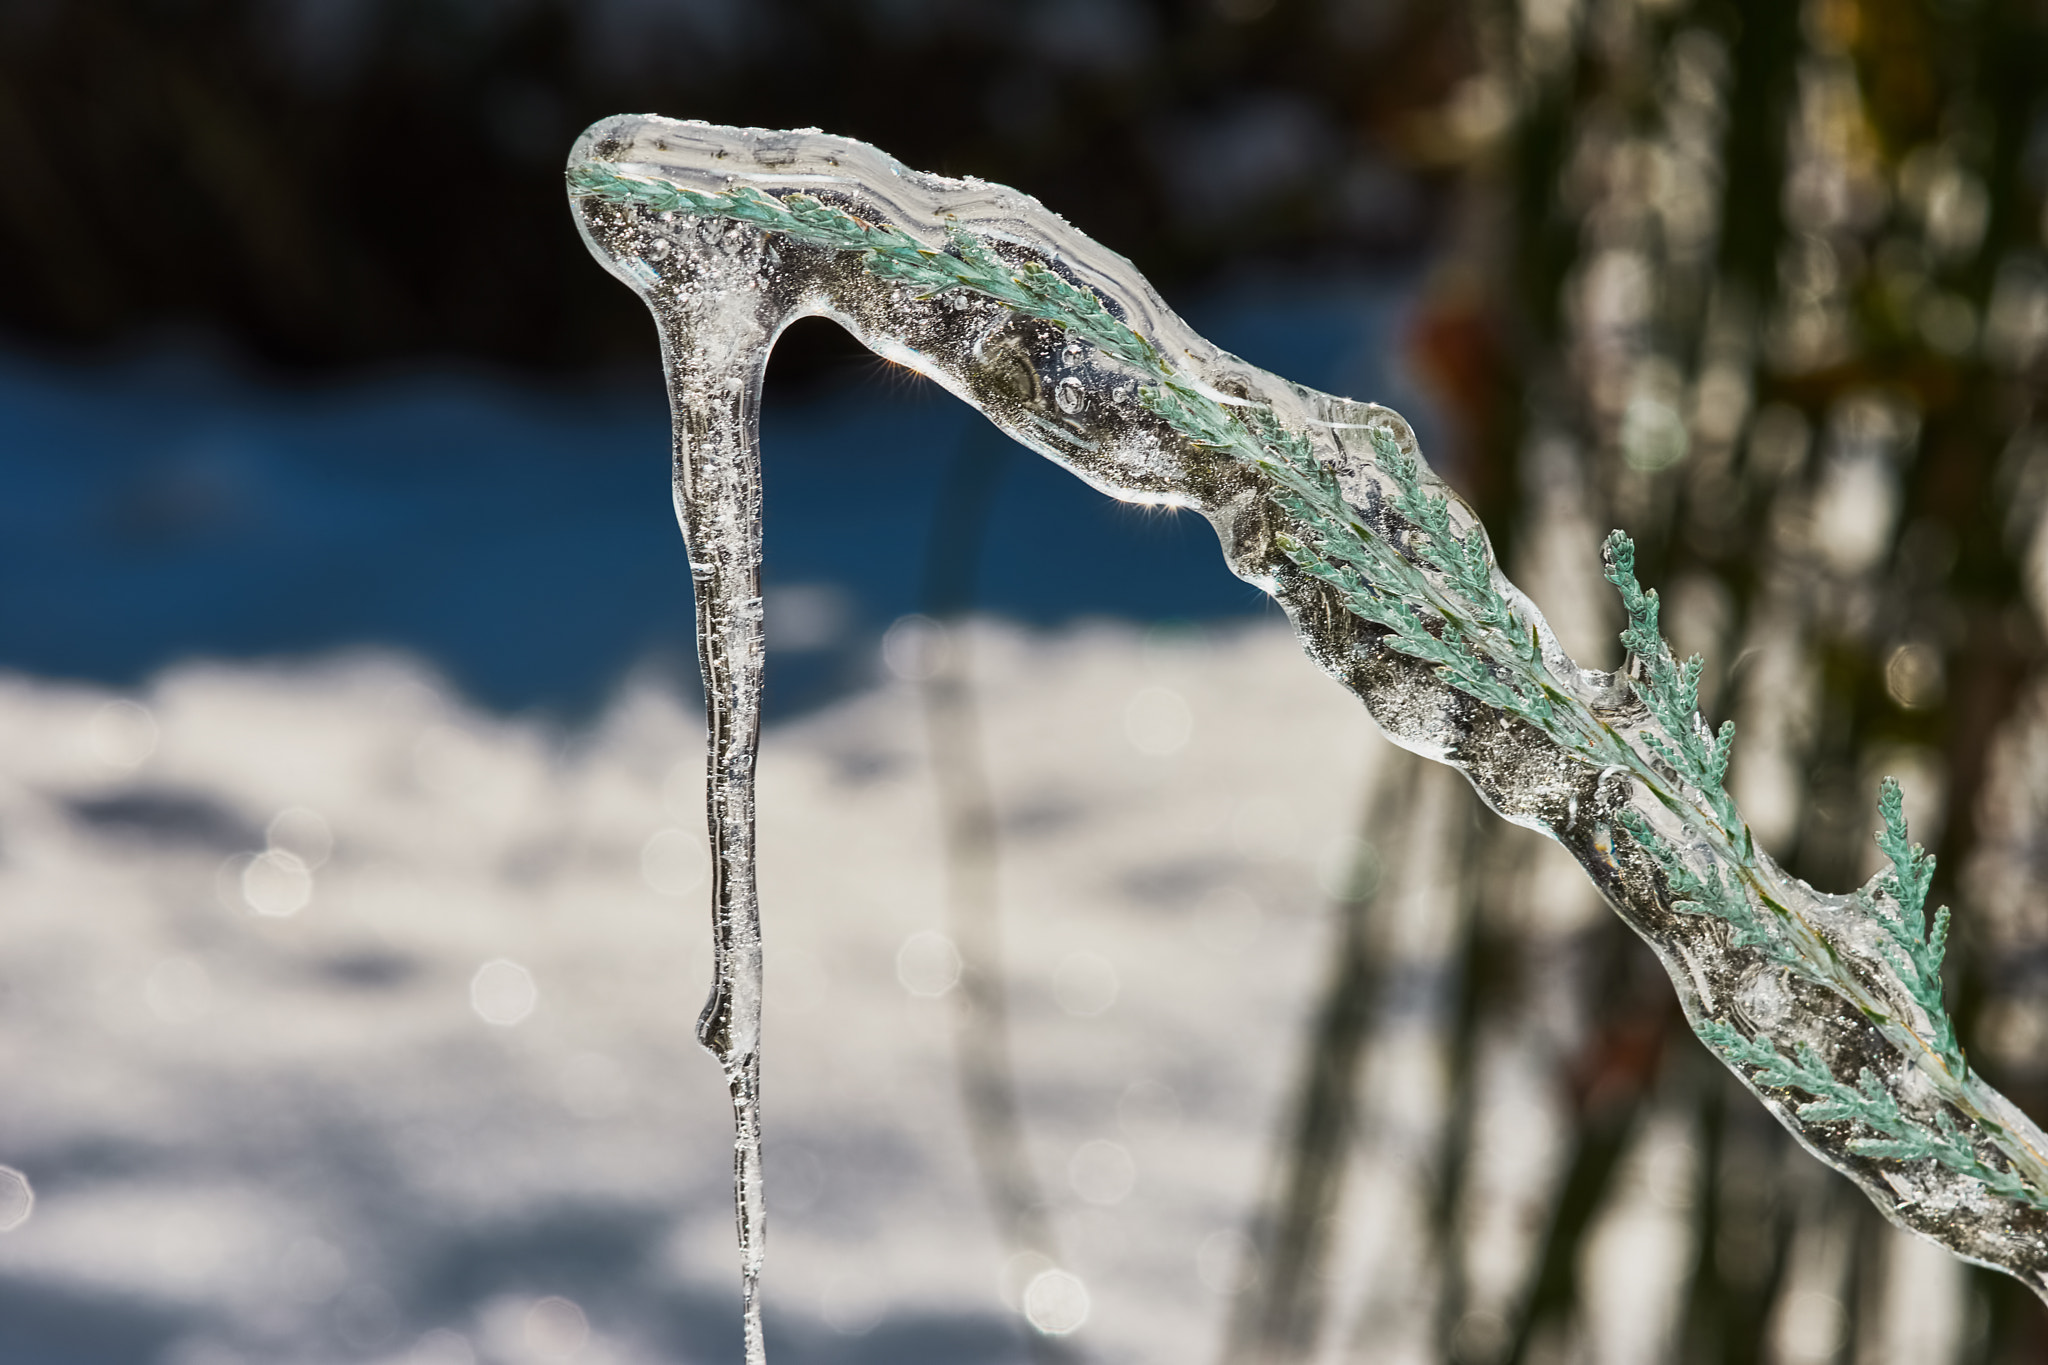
4, 0, 2048, 1362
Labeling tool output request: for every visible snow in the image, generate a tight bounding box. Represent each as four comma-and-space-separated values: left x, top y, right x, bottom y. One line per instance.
0, 619, 1385, 1365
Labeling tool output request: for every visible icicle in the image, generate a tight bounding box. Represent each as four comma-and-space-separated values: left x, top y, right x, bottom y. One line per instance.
563, 116, 2048, 1351
673, 305, 771, 1365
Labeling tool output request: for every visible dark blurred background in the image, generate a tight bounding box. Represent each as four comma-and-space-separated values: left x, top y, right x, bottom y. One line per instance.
8, 0, 2048, 1361
0, 0, 1449, 368
0, 0, 1448, 714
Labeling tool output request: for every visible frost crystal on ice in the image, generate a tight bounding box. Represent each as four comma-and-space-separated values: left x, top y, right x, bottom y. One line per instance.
563, 116, 2048, 1354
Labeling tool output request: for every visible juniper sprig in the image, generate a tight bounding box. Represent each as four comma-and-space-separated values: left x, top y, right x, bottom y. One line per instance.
1262, 425, 1558, 725
1701, 1021, 2038, 1206
1601, 532, 1740, 832
1870, 777, 1963, 1076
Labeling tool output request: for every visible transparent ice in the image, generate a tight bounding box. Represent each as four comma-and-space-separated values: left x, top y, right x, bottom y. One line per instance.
563, 115, 2048, 1357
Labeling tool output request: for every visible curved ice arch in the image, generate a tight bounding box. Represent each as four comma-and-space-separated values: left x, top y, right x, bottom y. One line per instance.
564, 114, 2048, 1355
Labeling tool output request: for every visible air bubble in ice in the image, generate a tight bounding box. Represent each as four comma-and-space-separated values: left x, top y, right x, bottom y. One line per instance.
1054, 375, 1085, 414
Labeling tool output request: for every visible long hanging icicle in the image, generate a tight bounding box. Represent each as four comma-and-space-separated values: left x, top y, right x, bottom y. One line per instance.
562, 115, 2048, 1357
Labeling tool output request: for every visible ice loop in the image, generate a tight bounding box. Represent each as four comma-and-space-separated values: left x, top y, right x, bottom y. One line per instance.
564, 114, 2048, 1350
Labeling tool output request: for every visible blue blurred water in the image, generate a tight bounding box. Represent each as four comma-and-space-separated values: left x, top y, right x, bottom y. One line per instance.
0, 275, 1421, 717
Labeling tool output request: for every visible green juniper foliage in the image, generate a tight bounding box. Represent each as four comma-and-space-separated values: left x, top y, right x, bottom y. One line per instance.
1701, 1021, 2037, 1206
1613, 806, 1811, 978
1873, 776, 1963, 1075
565, 167, 1163, 373
569, 162, 2039, 1207
1600, 533, 1740, 833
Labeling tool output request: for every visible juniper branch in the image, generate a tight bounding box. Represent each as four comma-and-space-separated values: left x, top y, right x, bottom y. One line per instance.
567, 158, 2040, 1212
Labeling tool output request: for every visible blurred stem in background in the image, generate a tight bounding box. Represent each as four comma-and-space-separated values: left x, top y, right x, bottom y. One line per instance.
916, 421, 1084, 1362
1223, 749, 1425, 1364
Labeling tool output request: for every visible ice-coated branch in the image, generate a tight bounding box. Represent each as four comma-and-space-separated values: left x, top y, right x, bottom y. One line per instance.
563, 116, 2048, 1349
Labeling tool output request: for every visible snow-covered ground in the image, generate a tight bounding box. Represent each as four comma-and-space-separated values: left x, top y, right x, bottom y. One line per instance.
0, 619, 1402, 1365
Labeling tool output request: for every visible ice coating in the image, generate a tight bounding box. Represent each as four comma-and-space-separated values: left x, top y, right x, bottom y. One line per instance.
563, 114, 2048, 1349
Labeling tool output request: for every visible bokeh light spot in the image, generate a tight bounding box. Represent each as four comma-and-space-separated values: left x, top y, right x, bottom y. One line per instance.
87, 699, 158, 770
1053, 952, 1119, 1017
470, 959, 537, 1027
242, 849, 313, 917
524, 1296, 588, 1360
1023, 1268, 1089, 1335
409, 1329, 475, 1365
0, 1167, 33, 1231
820, 1274, 885, 1335
267, 806, 334, 868
1197, 1230, 1258, 1294
1124, 685, 1192, 756
1068, 1139, 1136, 1206
882, 614, 950, 681
895, 931, 961, 998
641, 827, 708, 897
